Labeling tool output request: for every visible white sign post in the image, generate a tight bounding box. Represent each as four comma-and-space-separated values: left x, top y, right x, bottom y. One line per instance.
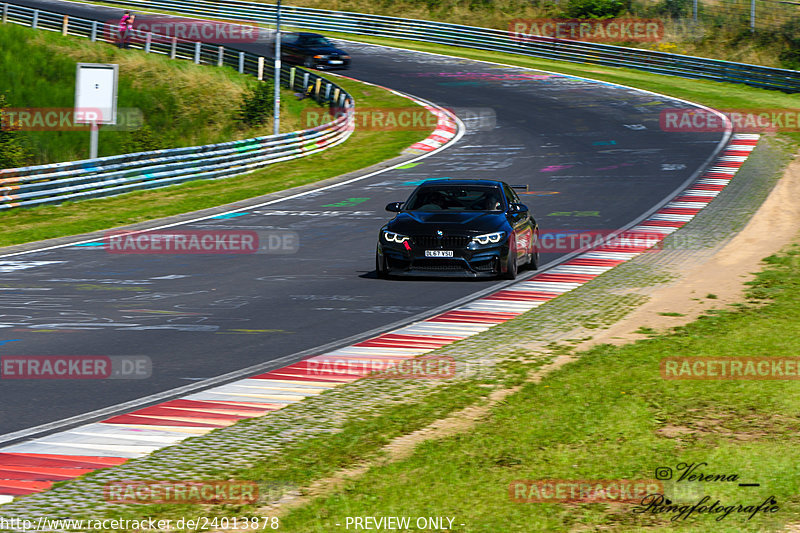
75, 63, 118, 159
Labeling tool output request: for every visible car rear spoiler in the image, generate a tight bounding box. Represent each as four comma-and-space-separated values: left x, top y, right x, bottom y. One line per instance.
511, 185, 529, 192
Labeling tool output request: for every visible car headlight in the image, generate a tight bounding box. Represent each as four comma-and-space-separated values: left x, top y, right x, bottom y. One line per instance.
383, 231, 410, 244
341, 55, 351, 59
472, 231, 505, 245
314, 55, 329, 59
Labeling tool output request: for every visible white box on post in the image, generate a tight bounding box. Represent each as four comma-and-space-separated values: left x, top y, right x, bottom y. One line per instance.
75, 63, 118, 158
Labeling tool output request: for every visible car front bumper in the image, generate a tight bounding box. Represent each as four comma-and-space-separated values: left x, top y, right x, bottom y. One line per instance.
315, 58, 350, 69
378, 242, 509, 278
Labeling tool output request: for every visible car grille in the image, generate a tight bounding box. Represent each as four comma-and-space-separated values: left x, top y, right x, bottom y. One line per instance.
412, 259, 467, 271
412, 235, 471, 249
471, 258, 497, 272
386, 257, 410, 270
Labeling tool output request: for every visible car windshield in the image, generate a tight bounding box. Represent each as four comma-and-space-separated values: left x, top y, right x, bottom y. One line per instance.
302, 35, 333, 47
404, 186, 504, 212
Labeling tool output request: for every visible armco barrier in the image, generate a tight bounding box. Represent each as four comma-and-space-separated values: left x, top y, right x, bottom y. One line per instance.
55, 0, 800, 93
0, 3, 354, 210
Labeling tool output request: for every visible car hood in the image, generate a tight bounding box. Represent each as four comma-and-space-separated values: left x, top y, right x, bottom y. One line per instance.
386, 211, 508, 234
311, 45, 347, 55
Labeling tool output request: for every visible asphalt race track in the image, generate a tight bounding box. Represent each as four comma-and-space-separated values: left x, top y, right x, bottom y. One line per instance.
0, 0, 726, 439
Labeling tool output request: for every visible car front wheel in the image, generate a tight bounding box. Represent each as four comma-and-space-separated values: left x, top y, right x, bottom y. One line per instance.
376, 251, 388, 279
502, 246, 517, 280
529, 246, 539, 270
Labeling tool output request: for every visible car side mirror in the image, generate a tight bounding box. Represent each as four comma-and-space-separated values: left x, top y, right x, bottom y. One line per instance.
509, 203, 529, 214
385, 202, 404, 212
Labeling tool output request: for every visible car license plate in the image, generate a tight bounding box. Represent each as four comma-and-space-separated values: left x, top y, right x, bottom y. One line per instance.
329, 60, 343, 64
425, 250, 453, 258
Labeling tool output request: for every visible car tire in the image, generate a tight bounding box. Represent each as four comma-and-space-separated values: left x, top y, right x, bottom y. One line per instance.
502, 246, 517, 280
304, 57, 314, 68
525, 228, 539, 271
376, 252, 388, 279
529, 246, 539, 270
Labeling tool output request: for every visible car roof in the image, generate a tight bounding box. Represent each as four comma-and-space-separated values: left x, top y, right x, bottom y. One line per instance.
415, 179, 505, 188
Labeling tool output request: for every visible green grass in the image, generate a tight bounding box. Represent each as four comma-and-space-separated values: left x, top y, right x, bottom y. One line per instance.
267, 245, 800, 532
82, 380, 500, 529
0, 71, 424, 247
70, 243, 800, 532
79, 1, 800, 123
314, 29, 800, 144
0, 23, 321, 164
88, 0, 800, 68
185, 0, 800, 68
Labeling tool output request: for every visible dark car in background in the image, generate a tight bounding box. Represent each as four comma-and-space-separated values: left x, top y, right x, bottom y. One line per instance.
376, 179, 539, 279
279, 32, 350, 69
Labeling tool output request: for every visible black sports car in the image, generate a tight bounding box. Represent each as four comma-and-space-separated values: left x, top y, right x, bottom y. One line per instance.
376, 179, 539, 279
279, 32, 351, 70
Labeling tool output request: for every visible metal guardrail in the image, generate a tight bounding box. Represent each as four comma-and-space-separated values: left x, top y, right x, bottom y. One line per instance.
0, 2, 355, 210
81, 0, 800, 92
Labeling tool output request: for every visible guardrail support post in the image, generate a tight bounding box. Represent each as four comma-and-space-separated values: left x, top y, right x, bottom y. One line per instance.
325, 82, 331, 100
61, 15, 68, 35
314, 78, 321, 100
257, 56, 264, 80
90, 20, 97, 41
289, 67, 296, 89
1, 4, 7, 24
144, 32, 151, 53
302, 72, 309, 91
333, 87, 340, 104
194, 41, 201, 64
217, 45, 224, 66
31, 9, 38, 29
170, 36, 177, 59
238, 51, 245, 73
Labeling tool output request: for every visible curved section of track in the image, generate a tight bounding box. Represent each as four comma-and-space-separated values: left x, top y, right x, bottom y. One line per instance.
1, 0, 727, 441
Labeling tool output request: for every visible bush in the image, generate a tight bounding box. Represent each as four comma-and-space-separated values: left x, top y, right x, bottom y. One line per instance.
655, 0, 691, 19
237, 80, 276, 127
119, 125, 164, 154
0, 94, 32, 169
777, 19, 800, 69
565, 0, 625, 19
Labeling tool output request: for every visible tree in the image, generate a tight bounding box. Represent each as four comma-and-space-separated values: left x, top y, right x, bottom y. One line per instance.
237, 80, 276, 127
0, 94, 32, 169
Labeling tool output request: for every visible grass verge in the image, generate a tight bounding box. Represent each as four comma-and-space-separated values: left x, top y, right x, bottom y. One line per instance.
268, 244, 800, 531
317, 29, 800, 145
84, 379, 511, 529
0, 23, 320, 164
0, 73, 424, 247
4, 17, 799, 531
